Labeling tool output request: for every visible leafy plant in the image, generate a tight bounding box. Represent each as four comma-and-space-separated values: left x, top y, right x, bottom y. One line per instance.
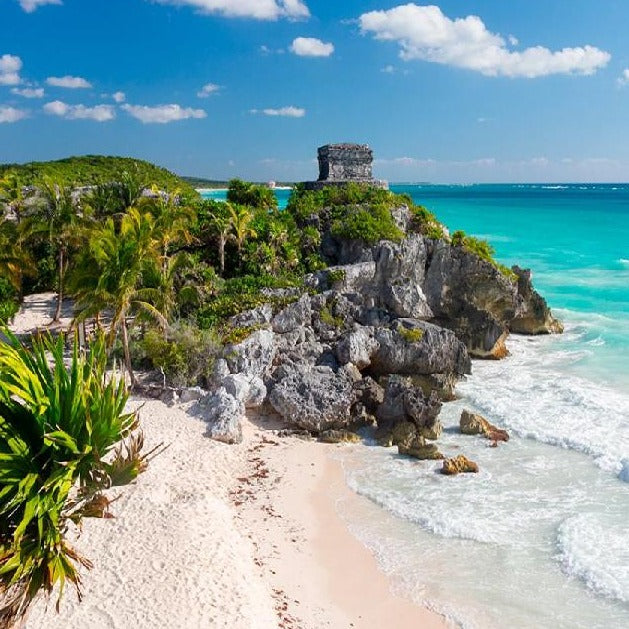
141, 323, 221, 387
0, 331, 144, 625
330, 204, 403, 245
398, 326, 424, 343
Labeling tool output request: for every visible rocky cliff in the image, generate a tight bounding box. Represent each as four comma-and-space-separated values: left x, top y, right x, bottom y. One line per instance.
183, 197, 561, 453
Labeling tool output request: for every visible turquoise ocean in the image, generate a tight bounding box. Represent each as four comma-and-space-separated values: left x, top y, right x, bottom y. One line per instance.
202, 184, 629, 628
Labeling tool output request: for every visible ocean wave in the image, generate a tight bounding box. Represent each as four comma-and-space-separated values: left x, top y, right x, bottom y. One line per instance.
542, 185, 569, 190
458, 335, 629, 477
556, 514, 629, 603
619, 258, 629, 268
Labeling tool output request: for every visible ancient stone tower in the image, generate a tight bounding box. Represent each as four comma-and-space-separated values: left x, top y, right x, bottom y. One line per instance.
303, 143, 387, 190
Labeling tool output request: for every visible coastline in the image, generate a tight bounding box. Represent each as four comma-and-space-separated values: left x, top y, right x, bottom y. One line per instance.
25, 399, 446, 629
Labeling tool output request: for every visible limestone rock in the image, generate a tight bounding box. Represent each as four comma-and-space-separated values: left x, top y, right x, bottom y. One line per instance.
318, 429, 361, 444
372, 235, 433, 319
268, 365, 355, 432
398, 437, 444, 460
460, 410, 509, 442
510, 266, 564, 334
371, 320, 471, 377
224, 329, 276, 378
178, 386, 206, 403
198, 388, 244, 444
335, 326, 379, 370
222, 374, 267, 409
390, 421, 418, 448
441, 455, 479, 475
272, 295, 312, 334
353, 376, 385, 413
227, 304, 272, 329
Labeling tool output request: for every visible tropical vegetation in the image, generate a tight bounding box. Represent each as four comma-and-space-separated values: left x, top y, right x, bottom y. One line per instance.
0, 332, 149, 626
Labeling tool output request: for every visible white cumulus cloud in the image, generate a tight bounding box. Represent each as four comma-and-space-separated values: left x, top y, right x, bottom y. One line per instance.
152, 0, 309, 20
18, 0, 62, 12
0, 54, 23, 86
122, 103, 207, 124
11, 87, 44, 98
0, 106, 27, 123
290, 37, 334, 57
197, 83, 221, 97
250, 106, 305, 117
112, 91, 126, 103
43, 100, 115, 121
46, 75, 92, 88
359, 4, 610, 78
617, 69, 629, 86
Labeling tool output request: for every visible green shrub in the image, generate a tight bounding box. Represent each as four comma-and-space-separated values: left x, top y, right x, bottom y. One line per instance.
327, 268, 346, 285
196, 274, 302, 328
409, 205, 445, 239
319, 305, 344, 328
0, 278, 18, 323
398, 326, 424, 343
330, 204, 403, 245
222, 324, 264, 346
141, 323, 221, 387
0, 331, 145, 625
227, 179, 277, 211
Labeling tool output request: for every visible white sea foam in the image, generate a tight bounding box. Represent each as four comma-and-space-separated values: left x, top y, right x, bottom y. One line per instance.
458, 334, 629, 477
556, 514, 629, 603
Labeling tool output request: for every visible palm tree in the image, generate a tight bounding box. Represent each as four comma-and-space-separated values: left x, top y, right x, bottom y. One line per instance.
71, 208, 165, 387
37, 179, 82, 322
144, 185, 195, 280
229, 204, 257, 257
0, 172, 27, 224
0, 216, 34, 297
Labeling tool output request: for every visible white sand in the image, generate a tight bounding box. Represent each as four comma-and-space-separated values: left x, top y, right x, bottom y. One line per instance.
10, 292, 74, 335
26, 400, 278, 629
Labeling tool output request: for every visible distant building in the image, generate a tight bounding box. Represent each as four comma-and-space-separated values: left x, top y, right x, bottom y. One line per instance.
302, 143, 388, 190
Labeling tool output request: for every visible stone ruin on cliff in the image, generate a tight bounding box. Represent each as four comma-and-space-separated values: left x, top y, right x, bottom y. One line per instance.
302, 143, 388, 190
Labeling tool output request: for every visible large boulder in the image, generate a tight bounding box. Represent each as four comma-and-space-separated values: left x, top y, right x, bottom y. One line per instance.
376, 375, 443, 439
268, 365, 355, 432
335, 326, 379, 370
222, 373, 267, 409
371, 319, 470, 377
398, 436, 444, 460
197, 388, 244, 444
372, 234, 433, 319
224, 329, 276, 378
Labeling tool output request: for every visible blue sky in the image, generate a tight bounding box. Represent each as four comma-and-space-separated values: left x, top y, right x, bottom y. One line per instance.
1, 0, 629, 182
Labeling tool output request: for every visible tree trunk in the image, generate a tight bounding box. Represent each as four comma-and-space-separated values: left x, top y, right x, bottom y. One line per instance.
53, 247, 64, 322
121, 318, 136, 389
219, 235, 225, 274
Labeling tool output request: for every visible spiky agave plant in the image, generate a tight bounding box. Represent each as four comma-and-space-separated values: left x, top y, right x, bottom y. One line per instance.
0, 330, 140, 626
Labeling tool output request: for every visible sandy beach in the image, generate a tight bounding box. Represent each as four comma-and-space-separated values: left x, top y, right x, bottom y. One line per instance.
13, 295, 444, 628
23, 395, 446, 628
